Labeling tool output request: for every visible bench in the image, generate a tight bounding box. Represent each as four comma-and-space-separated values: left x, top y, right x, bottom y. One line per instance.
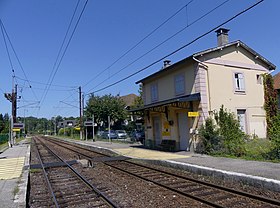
158, 140, 176, 152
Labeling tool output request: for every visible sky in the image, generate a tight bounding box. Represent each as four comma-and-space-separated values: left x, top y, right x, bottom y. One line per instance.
0, 0, 279, 119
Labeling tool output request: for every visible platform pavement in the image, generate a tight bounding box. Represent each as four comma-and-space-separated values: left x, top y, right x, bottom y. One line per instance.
62, 138, 280, 192
0, 139, 30, 208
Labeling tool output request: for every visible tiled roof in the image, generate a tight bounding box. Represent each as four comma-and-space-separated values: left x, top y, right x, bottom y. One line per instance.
136, 40, 276, 84
274, 72, 280, 89
120, 94, 138, 106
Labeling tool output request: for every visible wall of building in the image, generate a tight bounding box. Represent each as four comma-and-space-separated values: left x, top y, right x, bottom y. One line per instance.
143, 63, 196, 105
144, 101, 199, 151
201, 47, 269, 138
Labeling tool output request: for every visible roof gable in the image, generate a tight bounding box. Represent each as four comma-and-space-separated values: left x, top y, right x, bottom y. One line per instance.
193, 40, 276, 70
136, 40, 276, 84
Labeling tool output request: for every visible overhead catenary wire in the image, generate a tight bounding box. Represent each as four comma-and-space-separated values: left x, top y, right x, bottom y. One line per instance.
15, 76, 77, 89
82, 0, 195, 89
91, 0, 264, 94
20, 85, 77, 92
39, 0, 81, 105
86, 0, 231, 93
1, 20, 19, 88
58, 0, 196, 104
1, 21, 14, 72
39, 0, 88, 110
0, 19, 38, 100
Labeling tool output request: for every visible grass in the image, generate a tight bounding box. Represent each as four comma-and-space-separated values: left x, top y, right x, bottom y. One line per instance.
211, 138, 280, 162
30, 169, 42, 173
13, 186, 19, 196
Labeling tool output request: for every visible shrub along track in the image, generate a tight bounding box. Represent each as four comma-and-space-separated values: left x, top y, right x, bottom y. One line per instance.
29, 136, 280, 208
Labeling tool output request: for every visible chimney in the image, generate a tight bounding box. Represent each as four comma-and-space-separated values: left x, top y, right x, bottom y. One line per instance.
215, 28, 230, 46
163, 60, 171, 68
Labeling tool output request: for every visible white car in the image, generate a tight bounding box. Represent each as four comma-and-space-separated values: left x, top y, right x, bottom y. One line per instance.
115, 130, 127, 139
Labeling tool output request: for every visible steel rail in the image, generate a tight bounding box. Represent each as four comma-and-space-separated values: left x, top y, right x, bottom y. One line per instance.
37, 137, 118, 208
45, 136, 109, 157
105, 161, 224, 208
33, 137, 60, 208
44, 137, 280, 207
125, 160, 280, 207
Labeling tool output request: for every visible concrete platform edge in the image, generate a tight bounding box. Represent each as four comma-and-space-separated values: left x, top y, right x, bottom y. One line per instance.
14, 144, 30, 207
144, 159, 280, 192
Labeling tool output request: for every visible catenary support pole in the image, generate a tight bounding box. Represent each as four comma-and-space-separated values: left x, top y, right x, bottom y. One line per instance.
92, 114, 94, 141
108, 115, 111, 143
79, 86, 83, 140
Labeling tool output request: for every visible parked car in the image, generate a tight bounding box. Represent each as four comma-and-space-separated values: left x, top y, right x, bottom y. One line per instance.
131, 130, 145, 144
115, 130, 127, 139
101, 130, 117, 139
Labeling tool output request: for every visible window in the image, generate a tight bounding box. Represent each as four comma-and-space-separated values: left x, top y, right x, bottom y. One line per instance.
150, 83, 158, 102
234, 72, 245, 92
237, 109, 247, 133
175, 74, 185, 95
256, 74, 262, 84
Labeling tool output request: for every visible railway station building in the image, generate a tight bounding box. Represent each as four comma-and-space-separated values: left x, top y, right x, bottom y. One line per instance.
132, 28, 276, 151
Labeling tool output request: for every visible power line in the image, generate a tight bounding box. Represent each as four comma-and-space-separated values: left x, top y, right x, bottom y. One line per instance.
19, 85, 77, 92
15, 76, 77, 89
1, 22, 14, 71
82, 0, 195, 89
86, 0, 230, 93
0, 19, 38, 100
39, 0, 81, 104
91, 0, 264, 94
39, 0, 88, 108
1, 20, 19, 87
60, 101, 79, 109
58, 0, 196, 104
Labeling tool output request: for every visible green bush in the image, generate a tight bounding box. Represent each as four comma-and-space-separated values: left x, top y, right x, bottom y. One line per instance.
198, 106, 246, 156
268, 114, 280, 159
198, 118, 221, 154
58, 127, 71, 136
0, 134, 9, 144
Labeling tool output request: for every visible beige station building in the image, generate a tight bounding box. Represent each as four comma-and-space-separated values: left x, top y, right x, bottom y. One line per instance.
133, 28, 276, 151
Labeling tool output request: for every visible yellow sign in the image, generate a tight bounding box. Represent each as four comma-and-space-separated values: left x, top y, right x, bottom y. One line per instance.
188, 112, 199, 117
12, 128, 21, 132
74, 127, 81, 131
162, 131, 171, 136
163, 122, 169, 129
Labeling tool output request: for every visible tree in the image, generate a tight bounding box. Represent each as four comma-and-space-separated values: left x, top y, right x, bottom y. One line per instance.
85, 94, 127, 129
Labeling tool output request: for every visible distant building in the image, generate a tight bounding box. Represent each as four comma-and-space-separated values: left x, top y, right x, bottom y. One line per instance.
58, 120, 77, 128
120, 93, 138, 109
120, 93, 143, 125
132, 28, 276, 151
273, 72, 280, 110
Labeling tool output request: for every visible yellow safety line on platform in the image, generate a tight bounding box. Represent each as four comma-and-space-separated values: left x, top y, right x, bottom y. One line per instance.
115, 148, 190, 160
0, 157, 25, 180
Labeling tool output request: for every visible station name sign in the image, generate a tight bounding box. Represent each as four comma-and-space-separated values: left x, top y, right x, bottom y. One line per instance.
188, 112, 199, 117
13, 123, 25, 129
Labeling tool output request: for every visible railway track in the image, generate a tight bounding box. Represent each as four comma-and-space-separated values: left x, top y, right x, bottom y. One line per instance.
105, 160, 280, 208
29, 137, 118, 208
34, 137, 280, 208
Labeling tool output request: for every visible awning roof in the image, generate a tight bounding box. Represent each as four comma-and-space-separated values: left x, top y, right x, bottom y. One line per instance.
129, 93, 200, 112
